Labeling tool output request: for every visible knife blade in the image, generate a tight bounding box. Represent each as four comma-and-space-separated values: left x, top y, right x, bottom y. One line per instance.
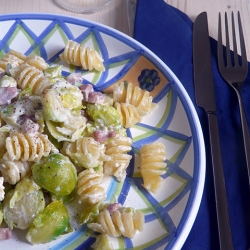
193, 12, 234, 250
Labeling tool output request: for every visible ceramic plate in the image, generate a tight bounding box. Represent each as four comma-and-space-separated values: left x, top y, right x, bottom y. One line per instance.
0, 13, 205, 250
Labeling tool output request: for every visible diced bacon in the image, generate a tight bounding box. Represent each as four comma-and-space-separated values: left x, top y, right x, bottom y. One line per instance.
78, 84, 105, 103
79, 84, 94, 101
0, 72, 5, 79
0, 87, 19, 105
0, 228, 12, 241
21, 119, 40, 134
93, 130, 116, 143
17, 114, 36, 125
66, 72, 83, 85
107, 203, 122, 213
88, 92, 105, 104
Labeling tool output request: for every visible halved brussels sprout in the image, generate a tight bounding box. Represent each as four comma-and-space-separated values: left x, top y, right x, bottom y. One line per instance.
41, 81, 83, 122
31, 153, 77, 196
0, 75, 17, 87
50, 187, 76, 204
0, 95, 42, 129
3, 189, 45, 230
9, 176, 41, 209
44, 65, 63, 78
93, 234, 114, 250
86, 103, 122, 130
45, 114, 86, 142
0, 131, 8, 157
80, 202, 105, 224
26, 200, 70, 244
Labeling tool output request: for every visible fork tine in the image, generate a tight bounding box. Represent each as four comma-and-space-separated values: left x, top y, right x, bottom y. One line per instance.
231, 12, 239, 66
238, 11, 247, 67
217, 13, 224, 69
225, 12, 232, 67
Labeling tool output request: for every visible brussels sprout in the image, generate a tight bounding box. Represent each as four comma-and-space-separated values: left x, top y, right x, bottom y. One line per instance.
44, 65, 65, 84
80, 202, 105, 224
44, 65, 62, 78
86, 103, 122, 130
43, 124, 63, 150
0, 202, 3, 225
0, 95, 42, 129
41, 81, 83, 122
32, 153, 77, 196
50, 187, 76, 204
35, 110, 45, 133
0, 75, 17, 87
26, 200, 70, 244
0, 131, 8, 157
45, 114, 86, 142
3, 189, 45, 229
93, 234, 114, 250
18, 85, 33, 101
9, 176, 41, 209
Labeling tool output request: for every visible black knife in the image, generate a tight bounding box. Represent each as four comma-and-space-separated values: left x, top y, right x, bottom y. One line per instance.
193, 12, 234, 250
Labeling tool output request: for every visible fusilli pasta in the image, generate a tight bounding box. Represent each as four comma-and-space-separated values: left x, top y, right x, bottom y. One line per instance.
59, 40, 105, 72
103, 136, 132, 182
77, 168, 106, 205
0, 49, 26, 72
114, 102, 141, 128
25, 54, 49, 71
61, 136, 110, 168
140, 142, 167, 193
0, 160, 32, 185
3, 131, 58, 162
87, 206, 144, 238
14, 64, 51, 95
113, 81, 155, 116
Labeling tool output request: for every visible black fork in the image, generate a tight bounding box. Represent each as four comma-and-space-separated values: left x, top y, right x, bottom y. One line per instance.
218, 11, 250, 186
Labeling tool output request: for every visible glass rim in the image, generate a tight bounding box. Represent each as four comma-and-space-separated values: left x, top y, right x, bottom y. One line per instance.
53, 0, 114, 14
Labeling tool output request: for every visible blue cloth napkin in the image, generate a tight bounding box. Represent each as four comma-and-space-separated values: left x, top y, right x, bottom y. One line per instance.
134, 0, 250, 249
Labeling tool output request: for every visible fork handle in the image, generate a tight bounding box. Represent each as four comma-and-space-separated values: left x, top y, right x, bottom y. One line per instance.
207, 112, 234, 250
235, 87, 250, 185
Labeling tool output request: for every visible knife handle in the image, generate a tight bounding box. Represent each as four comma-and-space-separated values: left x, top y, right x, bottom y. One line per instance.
207, 112, 234, 250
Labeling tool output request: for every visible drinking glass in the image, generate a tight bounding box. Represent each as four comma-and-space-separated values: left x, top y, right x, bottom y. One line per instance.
53, 0, 114, 14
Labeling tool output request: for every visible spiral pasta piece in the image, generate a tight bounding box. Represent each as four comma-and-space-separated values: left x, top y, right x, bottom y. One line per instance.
60, 40, 105, 71
14, 64, 51, 95
0, 49, 26, 72
87, 206, 144, 238
0, 160, 32, 185
103, 136, 132, 182
77, 168, 106, 205
3, 132, 58, 162
25, 54, 49, 71
114, 102, 141, 128
0, 50, 48, 73
140, 142, 167, 193
113, 81, 155, 116
61, 137, 110, 168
